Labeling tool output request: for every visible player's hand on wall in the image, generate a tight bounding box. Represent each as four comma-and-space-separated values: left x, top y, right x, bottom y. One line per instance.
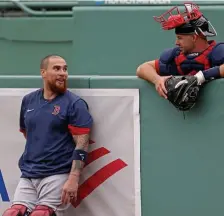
154, 75, 172, 99
61, 176, 79, 204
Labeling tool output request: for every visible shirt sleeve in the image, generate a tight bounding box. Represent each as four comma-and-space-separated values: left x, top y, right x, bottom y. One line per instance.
68, 99, 93, 135
19, 96, 27, 133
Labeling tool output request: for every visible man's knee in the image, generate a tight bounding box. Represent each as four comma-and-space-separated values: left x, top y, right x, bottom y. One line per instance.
29, 205, 56, 216
2, 204, 29, 216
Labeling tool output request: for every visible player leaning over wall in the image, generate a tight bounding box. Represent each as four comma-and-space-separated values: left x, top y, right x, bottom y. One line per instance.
137, 2, 224, 111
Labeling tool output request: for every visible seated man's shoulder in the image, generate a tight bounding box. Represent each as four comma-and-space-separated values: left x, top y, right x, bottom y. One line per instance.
65, 90, 81, 101
65, 90, 88, 108
22, 88, 42, 102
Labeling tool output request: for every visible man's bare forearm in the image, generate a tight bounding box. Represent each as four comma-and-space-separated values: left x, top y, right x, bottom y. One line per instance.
69, 134, 90, 180
138, 64, 160, 83
219, 64, 224, 77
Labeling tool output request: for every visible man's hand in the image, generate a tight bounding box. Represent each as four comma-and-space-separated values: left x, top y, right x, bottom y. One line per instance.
194, 70, 206, 85
61, 133, 90, 205
154, 75, 172, 99
61, 174, 79, 205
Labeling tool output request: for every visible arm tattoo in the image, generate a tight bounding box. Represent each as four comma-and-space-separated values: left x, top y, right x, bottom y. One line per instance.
70, 134, 90, 178
73, 134, 90, 152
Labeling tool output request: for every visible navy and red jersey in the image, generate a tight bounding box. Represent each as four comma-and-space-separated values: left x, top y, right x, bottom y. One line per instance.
19, 89, 93, 178
155, 40, 224, 76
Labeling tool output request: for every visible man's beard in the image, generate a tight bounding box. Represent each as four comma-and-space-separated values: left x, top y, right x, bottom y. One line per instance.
48, 80, 67, 94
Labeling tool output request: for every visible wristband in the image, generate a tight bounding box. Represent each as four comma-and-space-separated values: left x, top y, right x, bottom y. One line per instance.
202, 66, 220, 80
72, 149, 88, 162
195, 66, 220, 85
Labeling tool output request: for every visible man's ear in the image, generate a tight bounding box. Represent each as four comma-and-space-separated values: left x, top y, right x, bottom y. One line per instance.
193, 34, 200, 42
41, 69, 46, 78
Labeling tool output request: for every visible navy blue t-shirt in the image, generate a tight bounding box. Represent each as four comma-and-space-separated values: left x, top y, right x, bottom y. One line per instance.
19, 89, 93, 178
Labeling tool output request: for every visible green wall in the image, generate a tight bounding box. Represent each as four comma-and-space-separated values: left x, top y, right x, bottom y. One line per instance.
1, 76, 224, 216
71, 5, 224, 76
1, 4, 224, 75
0, 18, 73, 75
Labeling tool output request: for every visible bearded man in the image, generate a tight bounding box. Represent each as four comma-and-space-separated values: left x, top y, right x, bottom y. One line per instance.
2, 55, 93, 216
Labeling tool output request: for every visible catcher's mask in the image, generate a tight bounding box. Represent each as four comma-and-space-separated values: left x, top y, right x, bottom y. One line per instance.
153, 2, 217, 37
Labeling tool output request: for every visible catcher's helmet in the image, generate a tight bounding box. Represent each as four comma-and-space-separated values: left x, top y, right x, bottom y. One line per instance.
153, 2, 217, 37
